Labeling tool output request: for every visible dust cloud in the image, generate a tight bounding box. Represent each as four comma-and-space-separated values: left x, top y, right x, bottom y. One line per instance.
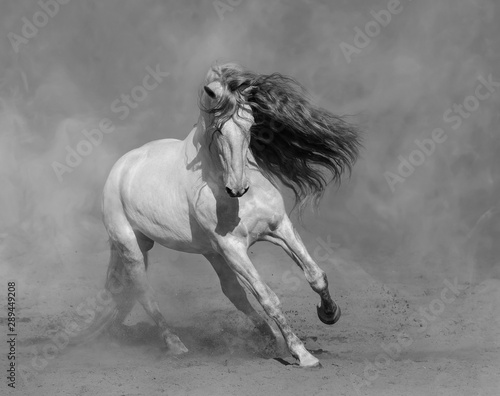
0, 0, 498, 314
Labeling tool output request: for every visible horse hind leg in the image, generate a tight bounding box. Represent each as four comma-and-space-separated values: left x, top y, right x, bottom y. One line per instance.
108, 231, 188, 354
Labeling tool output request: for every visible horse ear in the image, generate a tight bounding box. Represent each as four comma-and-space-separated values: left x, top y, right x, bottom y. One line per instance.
241, 85, 254, 96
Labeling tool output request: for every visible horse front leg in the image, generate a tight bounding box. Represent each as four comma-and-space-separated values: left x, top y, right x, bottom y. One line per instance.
217, 238, 321, 368
204, 253, 281, 342
263, 216, 341, 326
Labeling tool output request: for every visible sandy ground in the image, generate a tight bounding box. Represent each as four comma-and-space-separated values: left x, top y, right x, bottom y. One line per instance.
2, 228, 499, 396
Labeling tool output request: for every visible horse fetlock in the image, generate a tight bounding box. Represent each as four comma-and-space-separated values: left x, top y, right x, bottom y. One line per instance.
310, 271, 328, 293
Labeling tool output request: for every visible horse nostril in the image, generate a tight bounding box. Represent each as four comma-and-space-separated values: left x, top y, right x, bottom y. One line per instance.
226, 187, 236, 197
226, 186, 248, 198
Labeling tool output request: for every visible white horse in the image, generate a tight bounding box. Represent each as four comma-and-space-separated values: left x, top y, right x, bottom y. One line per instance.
100, 63, 360, 368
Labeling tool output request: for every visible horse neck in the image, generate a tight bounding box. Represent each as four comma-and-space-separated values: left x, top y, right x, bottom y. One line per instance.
184, 114, 221, 175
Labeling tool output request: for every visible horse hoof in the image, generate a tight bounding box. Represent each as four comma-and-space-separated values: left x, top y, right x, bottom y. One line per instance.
296, 356, 322, 369
317, 303, 341, 325
163, 333, 188, 355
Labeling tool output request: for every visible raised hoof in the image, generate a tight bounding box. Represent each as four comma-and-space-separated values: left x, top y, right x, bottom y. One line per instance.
163, 333, 188, 355
317, 303, 341, 325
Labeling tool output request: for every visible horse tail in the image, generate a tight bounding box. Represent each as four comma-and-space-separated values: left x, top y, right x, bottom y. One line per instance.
68, 243, 127, 345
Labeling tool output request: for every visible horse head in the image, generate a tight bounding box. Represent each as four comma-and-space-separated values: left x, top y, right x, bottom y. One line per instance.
200, 65, 254, 198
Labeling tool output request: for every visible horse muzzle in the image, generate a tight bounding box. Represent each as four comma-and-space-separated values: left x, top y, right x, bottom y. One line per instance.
225, 185, 249, 198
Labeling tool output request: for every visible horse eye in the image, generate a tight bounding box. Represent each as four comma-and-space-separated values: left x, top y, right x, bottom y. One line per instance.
204, 85, 216, 99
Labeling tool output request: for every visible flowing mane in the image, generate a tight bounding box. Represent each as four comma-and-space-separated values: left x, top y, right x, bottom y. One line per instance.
201, 63, 361, 213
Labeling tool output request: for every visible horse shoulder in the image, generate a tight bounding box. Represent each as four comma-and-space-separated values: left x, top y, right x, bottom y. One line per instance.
253, 178, 286, 223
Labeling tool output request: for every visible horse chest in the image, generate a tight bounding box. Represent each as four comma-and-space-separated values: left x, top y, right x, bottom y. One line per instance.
191, 185, 282, 244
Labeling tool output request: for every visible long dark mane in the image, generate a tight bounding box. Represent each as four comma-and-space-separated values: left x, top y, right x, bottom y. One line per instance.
202, 63, 361, 213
